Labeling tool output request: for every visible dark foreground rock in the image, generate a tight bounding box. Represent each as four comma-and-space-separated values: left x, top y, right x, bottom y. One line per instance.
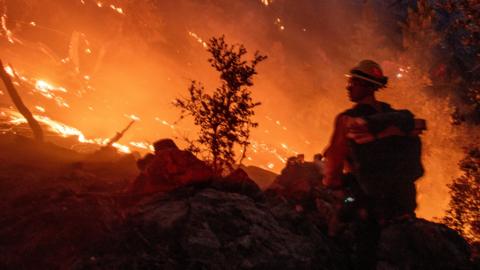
73, 181, 350, 270
0, 175, 473, 270
0, 137, 474, 270
66, 179, 472, 270
377, 219, 472, 270
266, 156, 322, 201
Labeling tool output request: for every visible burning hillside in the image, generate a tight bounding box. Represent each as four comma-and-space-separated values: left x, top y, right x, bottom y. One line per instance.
0, 0, 477, 220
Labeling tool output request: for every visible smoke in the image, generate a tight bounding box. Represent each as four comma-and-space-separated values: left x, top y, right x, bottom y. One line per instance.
0, 0, 470, 219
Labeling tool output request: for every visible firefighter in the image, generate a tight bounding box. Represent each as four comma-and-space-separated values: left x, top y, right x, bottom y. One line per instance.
323, 60, 426, 269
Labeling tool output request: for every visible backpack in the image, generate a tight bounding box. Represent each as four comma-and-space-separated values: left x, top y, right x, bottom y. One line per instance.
342, 102, 424, 197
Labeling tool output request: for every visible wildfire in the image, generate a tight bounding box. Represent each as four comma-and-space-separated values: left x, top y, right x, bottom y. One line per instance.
111, 142, 130, 153
34, 80, 70, 108
6, 111, 133, 153
2, 64, 72, 109
188, 31, 208, 48
155, 117, 176, 129
35, 106, 46, 113
125, 114, 141, 121
3, 65, 14, 77
109, 5, 124, 15
1, 14, 15, 44
396, 66, 410, 79
0, 1, 463, 222
260, 0, 273, 6
130, 141, 154, 151
274, 17, 285, 31
93, 1, 125, 15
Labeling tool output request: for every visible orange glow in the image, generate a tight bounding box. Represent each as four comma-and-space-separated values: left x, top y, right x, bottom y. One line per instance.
0, 1, 469, 221
7, 111, 132, 153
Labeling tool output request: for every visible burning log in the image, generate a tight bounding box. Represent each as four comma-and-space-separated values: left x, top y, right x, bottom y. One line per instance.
0, 60, 44, 142
104, 120, 135, 148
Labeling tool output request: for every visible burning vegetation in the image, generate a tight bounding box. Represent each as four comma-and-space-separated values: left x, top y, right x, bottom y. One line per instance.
0, 0, 479, 269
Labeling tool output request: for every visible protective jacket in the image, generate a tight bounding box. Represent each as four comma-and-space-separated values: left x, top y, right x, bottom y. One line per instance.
323, 102, 425, 219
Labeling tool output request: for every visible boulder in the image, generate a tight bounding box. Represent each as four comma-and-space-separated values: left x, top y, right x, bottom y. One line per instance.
211, 168, 264, 201
239, 165, 278, 190
376, 219, 472, 270
266, 159, 322, 201
128, 140, 213, 194
76, 183, 350, 270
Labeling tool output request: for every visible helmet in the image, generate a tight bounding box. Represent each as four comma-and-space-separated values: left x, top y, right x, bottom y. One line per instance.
348, 60, 388, 88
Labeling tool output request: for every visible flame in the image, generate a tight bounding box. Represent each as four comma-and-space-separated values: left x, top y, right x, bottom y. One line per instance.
111, 142, 130, 153
109, 5, 124, 14
34, 80, 70, 108
1, 14, 15, 44
125, 114, 140, 121
260, 0, 273, 6
35, 106, 46, 113
274, 17, 285, 30
4, 65, 14, 77
7, 111, 132, 153
130, 141, 154, 151
0, 1, 464, 221
92, 2, 124, 14
188, 32, 208, 48
155, 117, 176, 129
35, 80, 67, 93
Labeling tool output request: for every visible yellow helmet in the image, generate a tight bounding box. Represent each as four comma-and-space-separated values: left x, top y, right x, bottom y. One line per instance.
348, 60, 388, 88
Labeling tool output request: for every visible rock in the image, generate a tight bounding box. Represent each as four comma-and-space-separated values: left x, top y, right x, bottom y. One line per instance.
84, 184, 350, 270
211, 168, 264, 201
376, 219, 472, 270
239, 165, 278, 190
153, 138, 178, 151
0, 188, 121, 270
266, 159, 322, 201
0, 137, 474, 270
145, 148, 212, 190
129, 140, 213, 194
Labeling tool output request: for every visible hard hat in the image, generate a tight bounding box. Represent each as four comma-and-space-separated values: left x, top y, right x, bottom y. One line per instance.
348, 60, 388, 87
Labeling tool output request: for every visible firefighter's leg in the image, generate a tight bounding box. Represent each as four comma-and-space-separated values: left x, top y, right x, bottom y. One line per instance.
388, 180, 417, 221
351, 196, 382, 270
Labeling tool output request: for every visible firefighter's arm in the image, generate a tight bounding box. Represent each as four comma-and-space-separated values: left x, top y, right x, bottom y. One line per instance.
365, 110, 415, 134
323, 115, 349, 189
347, 117, 426, 144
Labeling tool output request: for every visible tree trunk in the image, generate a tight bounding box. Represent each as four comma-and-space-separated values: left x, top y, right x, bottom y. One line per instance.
0, 60, 44, 141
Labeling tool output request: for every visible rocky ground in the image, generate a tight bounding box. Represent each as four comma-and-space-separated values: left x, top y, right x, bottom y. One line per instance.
0, 135, 475, 270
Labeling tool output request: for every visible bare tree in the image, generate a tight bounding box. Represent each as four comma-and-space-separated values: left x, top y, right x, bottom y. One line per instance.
0, 60, 44, 141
